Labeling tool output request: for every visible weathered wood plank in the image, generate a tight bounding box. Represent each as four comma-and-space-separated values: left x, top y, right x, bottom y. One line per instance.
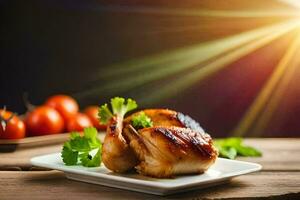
0, 171, 299, 200
0, 138, 299, 170
237, 138, 300, 171
0, 144, 62, 170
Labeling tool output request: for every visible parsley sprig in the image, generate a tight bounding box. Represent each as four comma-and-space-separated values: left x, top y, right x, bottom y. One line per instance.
214, 137, 262, 159
131, 112, 153, 129
98, 97, 137, 124
61, 127, 102, 167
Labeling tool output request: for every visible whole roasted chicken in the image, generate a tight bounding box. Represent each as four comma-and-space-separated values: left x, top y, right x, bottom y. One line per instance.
99, 98, 218, 178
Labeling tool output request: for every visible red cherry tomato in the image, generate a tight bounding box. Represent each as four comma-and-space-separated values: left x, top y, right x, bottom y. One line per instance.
45, 95, 79, 121
66, 113, 92, 132
0, 109, 26, 139
84, 106, 106, 130
25, 106, 64, 136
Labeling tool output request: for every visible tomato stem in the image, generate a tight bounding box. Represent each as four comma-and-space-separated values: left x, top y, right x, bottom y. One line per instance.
23, 92, 35, 111
0, 107, 15, 132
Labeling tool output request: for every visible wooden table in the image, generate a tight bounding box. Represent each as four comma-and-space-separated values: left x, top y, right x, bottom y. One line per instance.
0, 138, 299, 199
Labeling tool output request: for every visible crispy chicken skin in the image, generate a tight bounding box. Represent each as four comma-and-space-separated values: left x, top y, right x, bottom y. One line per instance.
123, 125, 218, 178
102, 116, 138, 172
124, 109, 205, 133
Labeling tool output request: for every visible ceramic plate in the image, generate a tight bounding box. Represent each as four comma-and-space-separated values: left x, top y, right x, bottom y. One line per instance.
31, 153, 261, 195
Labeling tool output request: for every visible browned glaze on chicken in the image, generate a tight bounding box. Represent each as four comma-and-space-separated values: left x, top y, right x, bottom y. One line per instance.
102, 116, 138, 172
124, 109, 205, 133
123, 125, 218, 178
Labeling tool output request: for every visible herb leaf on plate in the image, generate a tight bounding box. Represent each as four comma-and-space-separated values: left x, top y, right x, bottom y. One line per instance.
61, 142, 78, 165
61, 127, 102, 167
80, 148, 102, 167
214, 137, 262, 159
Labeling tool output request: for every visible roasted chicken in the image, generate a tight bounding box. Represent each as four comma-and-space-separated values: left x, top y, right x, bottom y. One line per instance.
100, 98, 218, 177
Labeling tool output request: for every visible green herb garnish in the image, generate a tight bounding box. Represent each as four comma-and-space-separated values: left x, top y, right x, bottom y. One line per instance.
214, 137, 262, 159
61, 127, 102, 167
98, 97, 137, 124
131, 112, 153, 129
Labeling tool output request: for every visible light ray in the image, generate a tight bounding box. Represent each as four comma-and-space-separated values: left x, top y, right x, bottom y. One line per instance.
232, 31, 300, 137
83, 5, 300, 18
95, 19, 299, 79
76, 19, 299, 98
137, 20, 300, 105
279, 0, 300, 8
249, 32, 300, 136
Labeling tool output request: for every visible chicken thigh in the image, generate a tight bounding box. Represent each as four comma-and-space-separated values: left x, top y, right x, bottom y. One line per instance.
123, 125, 218, 178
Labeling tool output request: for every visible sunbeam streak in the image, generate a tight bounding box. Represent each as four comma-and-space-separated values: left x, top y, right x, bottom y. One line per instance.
76, 19, 299, 99
137, 19, 300, 106
95, 20, 299, 79
279, 0, 300, 8
77, 4, 300, 18
252, 49, 300, 136
232, 31, 300, 137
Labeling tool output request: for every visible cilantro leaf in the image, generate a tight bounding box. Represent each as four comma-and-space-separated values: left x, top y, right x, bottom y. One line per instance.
80, 149, 102, 167
131, 112, 153, 129
214, 137, 262, 159
69, 136, 91, 152
84, 127, 101, 148
61, 142, 78, 166
61, 127, 102, 167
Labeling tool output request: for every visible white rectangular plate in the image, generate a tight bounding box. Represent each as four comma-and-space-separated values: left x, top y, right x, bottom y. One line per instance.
31, 153, 261, 195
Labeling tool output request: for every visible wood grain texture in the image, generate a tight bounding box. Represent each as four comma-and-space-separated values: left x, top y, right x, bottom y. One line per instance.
0, 133, 70, 145
0, 134, 70, 153
0, 171, 299, 200
238, 138, 300, 171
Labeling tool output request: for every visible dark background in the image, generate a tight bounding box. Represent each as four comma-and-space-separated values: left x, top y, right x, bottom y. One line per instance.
1, 0, 300, 137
